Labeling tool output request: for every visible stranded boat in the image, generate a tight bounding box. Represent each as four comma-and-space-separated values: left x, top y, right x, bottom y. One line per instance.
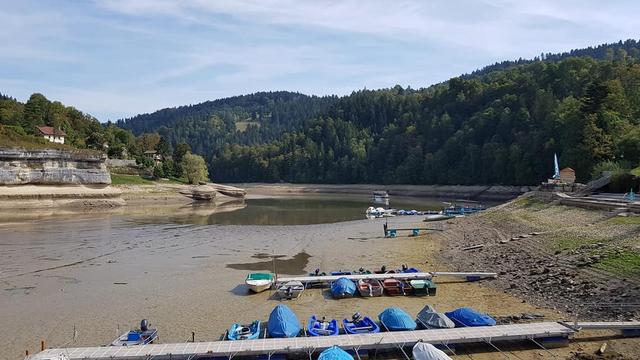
267, 305, 301, 338
342, 313, 380, 334
357, 279, 383, 297
277, 280, 305, 299
110, 319, 158, 346
227, 320, 261, 340
245, 273, 274, 293
307, 315, 339, 336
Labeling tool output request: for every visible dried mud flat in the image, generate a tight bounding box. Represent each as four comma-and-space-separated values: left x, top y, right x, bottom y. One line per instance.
437, 196, 640, 358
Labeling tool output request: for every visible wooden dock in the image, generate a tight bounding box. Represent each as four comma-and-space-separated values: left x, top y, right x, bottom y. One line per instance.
275, 271, 497, 285
28, 322, 576, 360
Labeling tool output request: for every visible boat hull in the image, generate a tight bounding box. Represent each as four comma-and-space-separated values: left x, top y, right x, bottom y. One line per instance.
342, 316, 380, 334
357, 279, 383, 297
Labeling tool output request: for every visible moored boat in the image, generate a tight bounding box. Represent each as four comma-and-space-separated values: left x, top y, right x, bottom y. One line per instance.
110, 319, 158, 346
382, 278, 413, 296
227, 320, 261, 340
416, 305, 455, 329
342, 313, 380, 334
410, 279, 436, 296
277, 280, 305, 299
267, 304, 301, 338
412, 342, 452, 360
423, 214, 454, 222
378, 307, 417, 331
245, 273, 274, 293
331, 277, 356, 298
307, 315, 339, 336
319, 346, 354, 360
357, 279, 383, 297
445, 307, 496, 327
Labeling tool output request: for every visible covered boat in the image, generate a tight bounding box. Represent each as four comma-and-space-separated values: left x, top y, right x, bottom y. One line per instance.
318, 346, 354, 360
267, 305, 301, 338
110, 319, 157, 346
342, 313, 380, 334
378, 307, 416, 331
382, 278, 413, 296
400, 265, 420, 273
445, 307, 496, 327
307, 315, 339, 336
245, 273, 274, 293
412, 342, 452, 360
416, 305, 455, 329
357, 279, 383, 297
277, 280, 304, 299
331, 277, 356, 298
227, 320, 260, 340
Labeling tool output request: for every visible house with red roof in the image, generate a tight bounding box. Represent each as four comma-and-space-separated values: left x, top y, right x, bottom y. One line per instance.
37, 126, 66, 144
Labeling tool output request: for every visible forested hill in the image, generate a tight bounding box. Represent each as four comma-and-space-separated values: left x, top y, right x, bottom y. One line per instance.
118, 40, 640, 185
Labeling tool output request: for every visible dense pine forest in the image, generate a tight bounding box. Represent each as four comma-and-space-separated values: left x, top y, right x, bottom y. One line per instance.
117, 40, 640, 185
3, 40, 640, 186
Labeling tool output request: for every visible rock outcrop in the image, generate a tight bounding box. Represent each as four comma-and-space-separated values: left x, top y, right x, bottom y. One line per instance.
0, 149, 111, 185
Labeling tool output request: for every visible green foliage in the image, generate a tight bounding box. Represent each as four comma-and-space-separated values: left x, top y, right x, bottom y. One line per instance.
116, 41, 640, 185
110, 174, 154, 185
591, 160, 625, 180
594, 250, 640, 277
135, 155, 154, 169
152, 164, 165, 179
181, 152, 209, 184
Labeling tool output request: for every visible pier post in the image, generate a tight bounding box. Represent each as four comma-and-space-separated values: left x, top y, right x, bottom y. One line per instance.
41, 340, 45, 351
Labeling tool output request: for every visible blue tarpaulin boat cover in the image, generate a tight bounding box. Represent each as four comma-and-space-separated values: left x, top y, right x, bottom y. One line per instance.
331, 277, 356, 297
318, 346, 354, 360
378, 307, 417, 331
267, 304, 301, 338
444, 307, 496, 327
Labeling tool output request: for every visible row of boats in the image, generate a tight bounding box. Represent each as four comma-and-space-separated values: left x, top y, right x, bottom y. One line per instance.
228, 304, 497, 340
310, 343, 451, 360
366, 203, 486, 221
245, 266, 436, 300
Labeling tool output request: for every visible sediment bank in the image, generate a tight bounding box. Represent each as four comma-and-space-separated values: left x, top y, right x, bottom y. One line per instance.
241, 183, 532, 201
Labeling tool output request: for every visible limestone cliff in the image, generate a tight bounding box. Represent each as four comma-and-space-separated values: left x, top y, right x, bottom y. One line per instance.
0, 149, 111, 185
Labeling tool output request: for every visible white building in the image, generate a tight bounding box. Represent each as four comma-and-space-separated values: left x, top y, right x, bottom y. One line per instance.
37, 126, 66, 144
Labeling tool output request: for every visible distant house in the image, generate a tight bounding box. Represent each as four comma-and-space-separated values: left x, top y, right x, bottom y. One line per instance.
144, 150, 163, 165
559, 167, 576, 184
37, 126, 66, 144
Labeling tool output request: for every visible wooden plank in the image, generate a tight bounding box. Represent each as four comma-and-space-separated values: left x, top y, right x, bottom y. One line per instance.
563, 321, 640, 330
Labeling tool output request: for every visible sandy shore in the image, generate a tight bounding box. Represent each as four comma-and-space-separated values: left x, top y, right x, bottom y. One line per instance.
1, 204, 639, 359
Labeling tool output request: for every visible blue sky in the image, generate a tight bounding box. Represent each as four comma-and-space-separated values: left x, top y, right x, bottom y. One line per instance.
1, 0, 638, 121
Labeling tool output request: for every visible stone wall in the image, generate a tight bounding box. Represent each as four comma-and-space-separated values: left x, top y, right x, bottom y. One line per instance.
0, 149, 111, 185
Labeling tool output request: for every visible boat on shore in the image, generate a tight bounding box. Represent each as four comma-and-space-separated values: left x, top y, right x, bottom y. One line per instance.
331, 277, 356, 298
307, 315, 339, 336
445, 307, 496, 327
378, 307, 417, 331
319, 346, 353, 360
423, 214, 454, 222
245, 273, 274, 293
342, 313, 380, 334
382, 278, 413, 296
277, 280, 305, 299
110, 320, 157, 346
416, 305, 455, 329
410, 279, 436, 296
227, 320, 261, 340
357, 279, 383, 297
412, 342, 452, 360
267, 305, 301, 338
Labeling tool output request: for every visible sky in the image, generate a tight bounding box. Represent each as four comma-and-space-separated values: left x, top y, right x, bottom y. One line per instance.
1, 1, 639, 121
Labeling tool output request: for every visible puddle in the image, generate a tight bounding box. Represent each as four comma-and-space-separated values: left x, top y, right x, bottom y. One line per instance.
226, 252, 311, 275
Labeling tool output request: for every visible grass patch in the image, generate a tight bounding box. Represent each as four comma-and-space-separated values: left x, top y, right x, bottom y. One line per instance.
110, 174, 154, 185
595, 250, 640, 277
0, 125, 101, 156
551, 232, 602, 251
236, 121, 260, 132
512, 196, 548, 210
606, 216, 640, 225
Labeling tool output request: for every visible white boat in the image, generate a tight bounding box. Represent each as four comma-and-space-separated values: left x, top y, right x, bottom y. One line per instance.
412, 342, 452, 360
277, 280, 305, 299
245, 273, 274, 293
365, 207, 395, 218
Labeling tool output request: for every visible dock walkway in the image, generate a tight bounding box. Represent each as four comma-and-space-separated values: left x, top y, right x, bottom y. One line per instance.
29, 322, 576, 360
275, 271, 497, 285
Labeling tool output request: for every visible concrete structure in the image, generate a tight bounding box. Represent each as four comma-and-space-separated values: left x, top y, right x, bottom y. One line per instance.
36, 126, 66, 144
